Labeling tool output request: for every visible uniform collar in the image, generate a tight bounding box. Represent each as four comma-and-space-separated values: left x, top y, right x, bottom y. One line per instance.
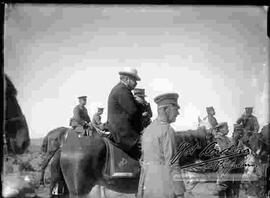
78, 104, 85, 109
156, 117, 169, 124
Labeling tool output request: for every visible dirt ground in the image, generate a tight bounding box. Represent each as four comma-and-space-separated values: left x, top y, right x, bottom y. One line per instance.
2, 140, 265, 198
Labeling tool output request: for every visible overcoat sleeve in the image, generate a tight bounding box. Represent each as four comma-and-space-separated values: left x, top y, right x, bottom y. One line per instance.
117, 88, 138, 118
146, 103, 152, 118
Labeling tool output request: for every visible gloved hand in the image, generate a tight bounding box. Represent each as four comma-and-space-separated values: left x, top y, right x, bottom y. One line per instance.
135, 96, 145, 104
142, 112, 148, 117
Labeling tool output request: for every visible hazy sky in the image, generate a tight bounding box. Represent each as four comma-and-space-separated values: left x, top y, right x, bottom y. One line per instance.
4, 5, 269, 138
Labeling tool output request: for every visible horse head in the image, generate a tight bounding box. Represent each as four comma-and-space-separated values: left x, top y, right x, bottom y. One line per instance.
4, 74, 30, 154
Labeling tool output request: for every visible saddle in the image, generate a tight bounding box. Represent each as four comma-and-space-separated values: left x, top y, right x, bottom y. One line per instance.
103, 138, 140, 179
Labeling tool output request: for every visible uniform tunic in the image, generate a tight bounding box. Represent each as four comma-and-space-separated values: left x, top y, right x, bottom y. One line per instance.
92, 113, 102, 126
138, 119, 185, 198
70, 105, 91, 133
236, 114, 259, 133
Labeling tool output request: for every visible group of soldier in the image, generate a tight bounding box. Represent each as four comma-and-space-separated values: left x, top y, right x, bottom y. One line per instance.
65, 67, 261, 198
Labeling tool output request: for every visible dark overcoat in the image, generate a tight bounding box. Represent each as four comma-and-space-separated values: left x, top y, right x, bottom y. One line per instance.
107, 82, 142, 151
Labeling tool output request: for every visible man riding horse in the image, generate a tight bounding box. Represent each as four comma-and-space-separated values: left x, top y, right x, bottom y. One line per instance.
107, 67, 144, 160
236, 107, 259, 134
70, 95, 93, 135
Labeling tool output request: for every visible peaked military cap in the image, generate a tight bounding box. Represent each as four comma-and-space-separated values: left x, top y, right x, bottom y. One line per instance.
154, 93, 179, 108
98, 107, 104, 111
206, 106, 214, 112
78, 96, 87, 100
245, 107, 253, 110
133, 88, 146, 97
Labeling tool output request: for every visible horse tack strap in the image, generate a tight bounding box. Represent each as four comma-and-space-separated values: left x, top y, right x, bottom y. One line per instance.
102, 138, 140, 179
5, 115, 26, 123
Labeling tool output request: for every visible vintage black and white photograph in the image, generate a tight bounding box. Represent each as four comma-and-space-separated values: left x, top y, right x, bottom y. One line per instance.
3, 4, 269, 198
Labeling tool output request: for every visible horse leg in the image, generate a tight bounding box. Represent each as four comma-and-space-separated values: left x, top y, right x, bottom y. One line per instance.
50, 150, 68, 196
93, 185, 106, 198
40, 151, 57, 185
100, 186, 106, 198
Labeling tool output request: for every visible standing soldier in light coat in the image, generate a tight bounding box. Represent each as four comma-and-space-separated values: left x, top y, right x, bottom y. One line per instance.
236, 107, 259, 134
138, 93, 185, 198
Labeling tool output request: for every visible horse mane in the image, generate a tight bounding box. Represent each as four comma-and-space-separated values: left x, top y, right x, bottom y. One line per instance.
5, 74, 17, 96
41, 127, 68, 153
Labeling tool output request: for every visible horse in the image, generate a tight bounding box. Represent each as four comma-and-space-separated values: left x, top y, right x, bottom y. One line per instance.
3, 74, 32, 198
48, 122, 219, 198
240, 124, 270, 198
4, 74, 30, 155
39, 127, 69, 186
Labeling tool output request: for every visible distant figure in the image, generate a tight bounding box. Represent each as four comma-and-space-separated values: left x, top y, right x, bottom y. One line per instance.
138, 93, 185, 198
203, 107, 218, 129
92, 107, 105, 130
69, 96, 92, 134
236, 107, 259, 134
107, 67, 143, 160
213, 122, 232, 151
133, 88, 152, 129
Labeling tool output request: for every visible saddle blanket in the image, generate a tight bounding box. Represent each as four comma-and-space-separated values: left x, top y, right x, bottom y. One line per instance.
103, 138, 140, 179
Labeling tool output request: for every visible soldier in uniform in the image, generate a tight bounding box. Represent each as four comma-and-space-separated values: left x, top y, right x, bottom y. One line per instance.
212, 122, 234, 197
69, 96, 92, 135
107, 67, 143, 160
133, 88, 152, 129
92, 107, 105, 130
138, 93, 186, 198
236, 107, 259, 134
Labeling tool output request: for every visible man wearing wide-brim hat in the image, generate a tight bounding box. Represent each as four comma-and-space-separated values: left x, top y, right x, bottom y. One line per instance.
138, 93, 185, 198
133, 88, 152, 129
236, 107, 259, 134
107, 67, 143, 160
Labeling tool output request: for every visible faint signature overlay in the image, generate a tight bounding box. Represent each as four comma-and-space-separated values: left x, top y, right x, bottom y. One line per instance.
171, 141, 253, 173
